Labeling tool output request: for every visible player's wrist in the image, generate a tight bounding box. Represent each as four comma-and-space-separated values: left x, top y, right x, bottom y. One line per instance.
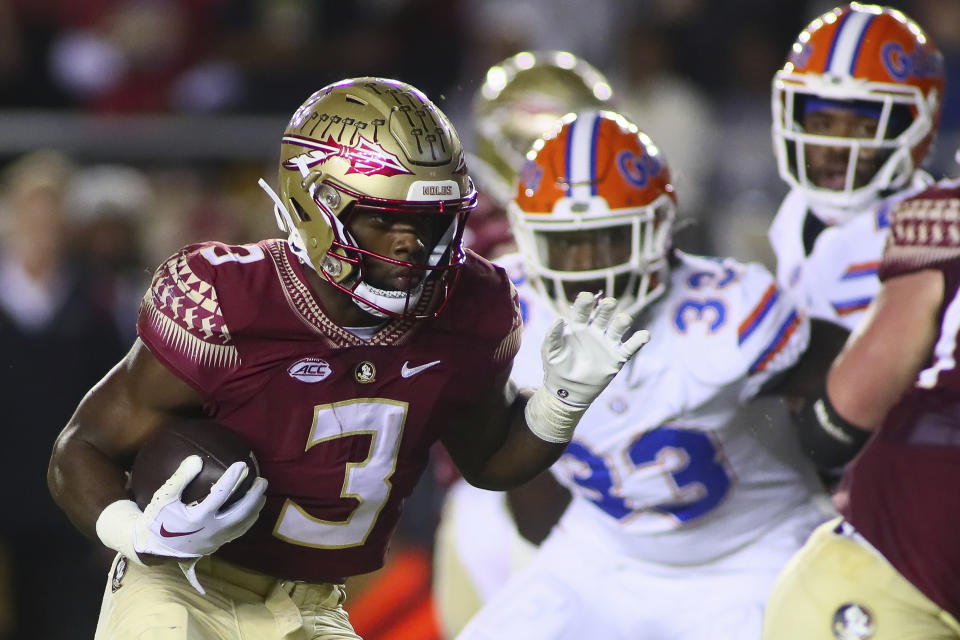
524, 385, 587, 443
96, 499, 146, 565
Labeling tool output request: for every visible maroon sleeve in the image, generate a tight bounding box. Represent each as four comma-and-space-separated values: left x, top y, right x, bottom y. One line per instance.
136, 243, 241, 397
456, 253, 523, 373
879, 180, 960, 281
427, 253, 523, 417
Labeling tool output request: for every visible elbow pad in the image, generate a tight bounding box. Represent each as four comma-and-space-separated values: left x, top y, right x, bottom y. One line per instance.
794, 393, 872, 470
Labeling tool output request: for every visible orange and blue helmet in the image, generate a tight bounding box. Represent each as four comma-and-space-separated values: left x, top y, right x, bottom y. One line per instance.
772, 3, 944, 217
509, 110, 676, 317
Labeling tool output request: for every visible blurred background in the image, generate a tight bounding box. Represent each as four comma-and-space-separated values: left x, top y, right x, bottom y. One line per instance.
0, 0, 957, 638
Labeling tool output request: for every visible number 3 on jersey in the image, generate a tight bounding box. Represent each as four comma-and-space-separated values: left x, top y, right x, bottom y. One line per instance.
200, 244, 265, 265
564, 426, 732, 524
273, 399, 405, 548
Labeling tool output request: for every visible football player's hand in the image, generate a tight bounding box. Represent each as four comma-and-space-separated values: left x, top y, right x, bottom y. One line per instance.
96, 456, 267, 590
541, 292, 650, 407
134, 455, 267, 560
526, 292, 650, 443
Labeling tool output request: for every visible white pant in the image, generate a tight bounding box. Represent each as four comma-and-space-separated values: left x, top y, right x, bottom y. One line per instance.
432, 480, 537, 638
457, 501, 829, 640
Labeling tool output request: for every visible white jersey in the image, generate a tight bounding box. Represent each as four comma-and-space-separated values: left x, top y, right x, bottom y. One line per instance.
769, 174, 932, 331
504, 251, 825, 565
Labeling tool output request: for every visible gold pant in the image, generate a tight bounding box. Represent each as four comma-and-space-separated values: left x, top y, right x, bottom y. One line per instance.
763, 517, 960, 640
95, 554, 361, 640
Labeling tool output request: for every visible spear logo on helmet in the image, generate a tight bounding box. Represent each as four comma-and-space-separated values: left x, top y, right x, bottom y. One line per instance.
282, 134, 413, 178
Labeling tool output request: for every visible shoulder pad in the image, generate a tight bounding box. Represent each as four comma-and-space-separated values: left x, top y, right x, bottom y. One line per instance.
670, 255, 807, 390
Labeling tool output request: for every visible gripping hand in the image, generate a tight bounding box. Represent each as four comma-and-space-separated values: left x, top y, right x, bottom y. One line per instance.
97, 455, 267, 592
526, 292, 650, 443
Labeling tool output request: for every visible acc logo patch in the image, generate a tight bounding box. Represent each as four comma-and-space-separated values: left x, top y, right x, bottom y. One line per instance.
288, 358, 333, 383
111, 556, 128, 593
354, 361, 377, 384
832, 603, 875, 640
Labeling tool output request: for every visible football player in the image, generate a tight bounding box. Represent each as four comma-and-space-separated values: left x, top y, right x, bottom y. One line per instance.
763, 178, 960, 639
46, 78, 649, 639
433, 51, 615, 637
769, 2, 945, 479
768, 3, 943, 337
456, 110, 833, 640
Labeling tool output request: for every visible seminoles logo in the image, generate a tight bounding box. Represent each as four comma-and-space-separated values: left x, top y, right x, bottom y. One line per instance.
832, 603, 875, 640
283, 134, 413, 177
288, 357, 333, 383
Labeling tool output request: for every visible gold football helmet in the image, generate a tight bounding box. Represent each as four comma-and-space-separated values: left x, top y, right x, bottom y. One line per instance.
260, 77, 477, 318
472, 51, 614, 206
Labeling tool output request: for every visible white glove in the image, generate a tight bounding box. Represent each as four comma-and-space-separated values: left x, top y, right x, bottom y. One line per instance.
526, 292, 650, 443
97, 455, 267, 593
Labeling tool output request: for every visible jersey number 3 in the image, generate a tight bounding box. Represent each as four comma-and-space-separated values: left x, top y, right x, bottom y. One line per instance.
273, 399, 405, 548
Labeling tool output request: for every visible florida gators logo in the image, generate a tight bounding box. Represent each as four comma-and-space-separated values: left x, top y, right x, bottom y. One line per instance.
881, 42, 943, 81
283, 134, 413, 177
788, 41, 814, 68
519, 160, 543, 193
617, 150, 662, 188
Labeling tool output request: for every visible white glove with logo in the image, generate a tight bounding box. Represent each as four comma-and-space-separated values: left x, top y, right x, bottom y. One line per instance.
97, 455, 267, 593
526, 292, 651, 443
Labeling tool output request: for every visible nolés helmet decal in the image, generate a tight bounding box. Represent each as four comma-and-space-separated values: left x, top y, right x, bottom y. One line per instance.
509, 110, 676, 318
772, 3, 943, 221
259, 77, 477, 319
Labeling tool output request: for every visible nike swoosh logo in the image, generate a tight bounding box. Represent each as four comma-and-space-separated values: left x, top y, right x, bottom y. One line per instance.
160, 524, 204, 538
401, 360, 441, 378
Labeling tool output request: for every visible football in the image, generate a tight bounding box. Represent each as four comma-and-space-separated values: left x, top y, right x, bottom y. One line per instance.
130, 418, 259, 511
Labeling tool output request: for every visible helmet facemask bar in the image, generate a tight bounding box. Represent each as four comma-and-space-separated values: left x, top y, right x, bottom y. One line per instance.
773, 72, 936, 213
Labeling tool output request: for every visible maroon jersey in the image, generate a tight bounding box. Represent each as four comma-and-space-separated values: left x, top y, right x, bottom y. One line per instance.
137, 238, 522, 580
841, 180, 960, 617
